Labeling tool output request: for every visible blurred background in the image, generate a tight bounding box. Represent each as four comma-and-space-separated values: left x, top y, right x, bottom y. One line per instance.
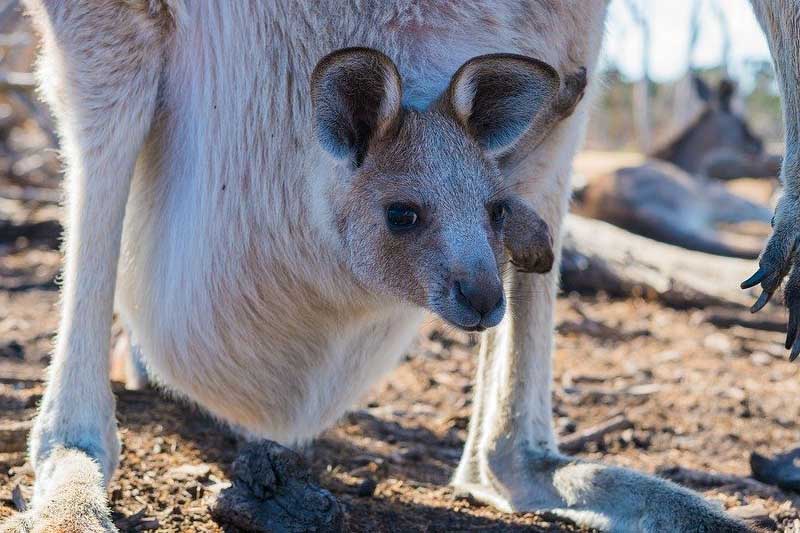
3, 2, 800, 532
593, 0, 779, 151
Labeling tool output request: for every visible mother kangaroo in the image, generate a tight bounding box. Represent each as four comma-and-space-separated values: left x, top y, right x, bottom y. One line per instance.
5, 1, 800, 532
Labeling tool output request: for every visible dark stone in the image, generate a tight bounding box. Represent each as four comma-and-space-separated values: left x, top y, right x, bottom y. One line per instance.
750, 448, 800, 492
355, 478, 376, 498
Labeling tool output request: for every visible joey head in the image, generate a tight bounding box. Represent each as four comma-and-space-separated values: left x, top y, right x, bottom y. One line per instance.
311, 48, 557, 331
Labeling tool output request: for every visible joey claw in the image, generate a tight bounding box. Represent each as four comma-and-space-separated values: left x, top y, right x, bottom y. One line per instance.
509, 260, 534, 274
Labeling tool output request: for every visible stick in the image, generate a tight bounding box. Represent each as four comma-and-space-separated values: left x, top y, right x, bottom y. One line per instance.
559, 414, 632, 453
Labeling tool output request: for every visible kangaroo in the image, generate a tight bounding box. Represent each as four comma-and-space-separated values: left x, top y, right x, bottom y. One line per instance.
6, 1, 800, 532
575, 76, 780, 260
652, 76, 782, 180
574, 160, 773, 259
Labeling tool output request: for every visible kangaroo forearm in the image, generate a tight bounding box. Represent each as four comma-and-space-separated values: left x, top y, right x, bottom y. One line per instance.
35, 1, 164, 376
750, 0, 800, 194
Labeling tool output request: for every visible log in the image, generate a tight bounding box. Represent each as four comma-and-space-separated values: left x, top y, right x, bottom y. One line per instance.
561, 214, 761, 309
0, 186, 61, 204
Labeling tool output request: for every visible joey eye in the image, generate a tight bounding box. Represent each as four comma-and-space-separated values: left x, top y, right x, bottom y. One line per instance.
490, 202, 507, 225
386, 203, 419, 231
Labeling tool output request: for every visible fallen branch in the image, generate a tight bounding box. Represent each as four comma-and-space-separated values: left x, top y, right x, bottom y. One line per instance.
561, 215, 760, 309
559, 414, 632, 453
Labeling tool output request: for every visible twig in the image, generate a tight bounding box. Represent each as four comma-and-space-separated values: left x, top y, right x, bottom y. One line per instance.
7, 91, 59, 148
559, 414, 632, 453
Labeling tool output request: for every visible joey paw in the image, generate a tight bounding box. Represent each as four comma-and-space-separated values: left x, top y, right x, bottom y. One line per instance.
502, 196, 554, 274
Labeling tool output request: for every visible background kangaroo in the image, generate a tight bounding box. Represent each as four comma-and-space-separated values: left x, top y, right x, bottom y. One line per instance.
652, 76, 782, 180
4, 1, 800, 532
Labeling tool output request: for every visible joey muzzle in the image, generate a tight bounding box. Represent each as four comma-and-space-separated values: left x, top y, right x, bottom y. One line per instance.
503, 196, 554, 274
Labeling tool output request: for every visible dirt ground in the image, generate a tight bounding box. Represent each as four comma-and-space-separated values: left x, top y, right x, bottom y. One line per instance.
2, 199, 800, 532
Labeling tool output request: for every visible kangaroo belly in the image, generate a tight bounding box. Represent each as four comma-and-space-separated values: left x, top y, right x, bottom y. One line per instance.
117, 260, 422, 444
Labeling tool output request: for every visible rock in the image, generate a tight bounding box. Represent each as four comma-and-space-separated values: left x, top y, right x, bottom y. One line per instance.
211, 441, 344, 533
166, 463, 211, 482
355, 478, 376, 498
750, 448, 800, 491
703, 332, 732, 354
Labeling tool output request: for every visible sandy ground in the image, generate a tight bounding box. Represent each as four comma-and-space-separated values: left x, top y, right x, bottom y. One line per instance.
2, 217, 800, 531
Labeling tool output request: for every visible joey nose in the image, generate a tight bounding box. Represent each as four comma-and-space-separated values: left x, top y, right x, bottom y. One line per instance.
455, 275, 503, 317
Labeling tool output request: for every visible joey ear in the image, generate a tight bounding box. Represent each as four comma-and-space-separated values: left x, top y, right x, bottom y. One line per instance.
442, 54, 560, 155
502, 196, 554, 274
311, 47, 402, 166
